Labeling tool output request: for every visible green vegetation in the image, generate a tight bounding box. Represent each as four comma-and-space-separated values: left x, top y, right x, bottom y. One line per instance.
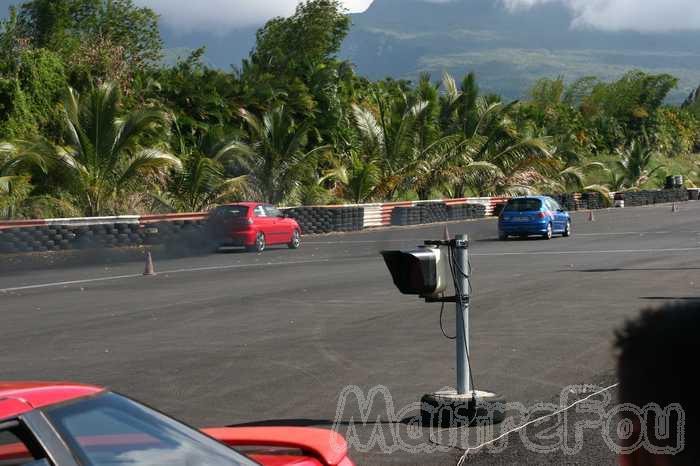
1, 0, 699, 219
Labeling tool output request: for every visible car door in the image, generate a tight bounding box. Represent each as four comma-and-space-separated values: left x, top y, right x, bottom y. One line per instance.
542, 199, 557, 230
263, 205, 290, 244
548, 199, 566, 232
252, 204, 273, 240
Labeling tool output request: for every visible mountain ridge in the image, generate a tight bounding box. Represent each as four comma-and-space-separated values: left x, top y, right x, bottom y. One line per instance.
2, 0, 700, 102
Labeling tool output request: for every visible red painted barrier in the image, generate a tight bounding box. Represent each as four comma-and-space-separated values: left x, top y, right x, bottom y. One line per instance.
380, 201, 414, 226
139, 212, 209, 225
0, 219, 47, 230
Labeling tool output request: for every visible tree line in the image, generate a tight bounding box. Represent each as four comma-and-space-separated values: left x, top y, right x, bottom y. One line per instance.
1, 0, 699, 219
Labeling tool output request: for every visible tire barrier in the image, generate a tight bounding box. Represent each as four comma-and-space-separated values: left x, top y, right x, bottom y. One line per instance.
1, 188, 697, 257
447, 204, 487, 221
0, 219, 213, 255
0, 223, 145, 254
579, 192, 607, 210
420, 202, 449, 224
390, 206, 422, 226
622, 189, 689, 207
149, 219, 211, 252
282, 207, 364, 235
391, 203, 486, 226
546, 193, 579, 211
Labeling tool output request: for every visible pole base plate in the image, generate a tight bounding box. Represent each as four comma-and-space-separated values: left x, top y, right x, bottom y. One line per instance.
421, 390, 506, 428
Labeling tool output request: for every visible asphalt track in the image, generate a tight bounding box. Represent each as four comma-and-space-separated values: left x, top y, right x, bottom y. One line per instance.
2, 202, 700, 465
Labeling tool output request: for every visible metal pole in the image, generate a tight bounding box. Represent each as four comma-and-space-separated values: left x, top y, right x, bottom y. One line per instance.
455, 234, 470, 395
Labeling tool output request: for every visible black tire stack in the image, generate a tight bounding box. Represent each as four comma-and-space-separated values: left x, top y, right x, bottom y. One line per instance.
391, 207, 421, 226
623, 189, 688, 207
581, 192, 605, 210
446, 204, 487, 221
0, 223, 147, 254
624, 191, 652, 207
155, 220, 210, 252
546, 193, 578, 211
655, 188, 689, 204
420, 202, 449, 224
333, 207, 364, 232
283, 207, 365, 234
391, 202, 465, 226
284, 207, 325, 234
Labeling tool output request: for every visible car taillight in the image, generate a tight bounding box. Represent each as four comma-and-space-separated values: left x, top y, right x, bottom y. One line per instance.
537, 212, 546, 218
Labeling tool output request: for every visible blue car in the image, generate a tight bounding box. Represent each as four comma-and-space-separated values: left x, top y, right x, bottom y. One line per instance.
498, 196, 572, 240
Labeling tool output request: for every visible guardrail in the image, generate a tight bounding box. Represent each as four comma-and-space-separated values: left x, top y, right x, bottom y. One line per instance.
0, 188, 693, 256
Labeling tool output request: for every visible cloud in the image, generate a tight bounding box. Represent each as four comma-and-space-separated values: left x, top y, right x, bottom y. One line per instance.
502, 0, 700, 32
135, 0, 373, 32
136, 0, 700, 34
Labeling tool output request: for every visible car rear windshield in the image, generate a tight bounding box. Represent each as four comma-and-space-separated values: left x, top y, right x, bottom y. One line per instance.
504, 199, 542, 212
44, 393, 256, 466
213, 206, 249, 219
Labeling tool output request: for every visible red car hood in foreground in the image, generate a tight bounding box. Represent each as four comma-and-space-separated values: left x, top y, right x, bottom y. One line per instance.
204, 427, 353, 466
0, 382, 354, 466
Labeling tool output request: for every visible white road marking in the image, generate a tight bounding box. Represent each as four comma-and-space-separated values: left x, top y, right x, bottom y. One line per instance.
473, 247, 700, 257
305, 239, 425, 244
4, 243, 700, 293
575, 231, 653, 237
306, 231, 696, 243
0, 259, 330, 293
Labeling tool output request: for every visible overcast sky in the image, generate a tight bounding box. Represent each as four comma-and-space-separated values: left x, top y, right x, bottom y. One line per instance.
504, 0, 700, 32
136, 0, 700, 33
135, 0, 373, 31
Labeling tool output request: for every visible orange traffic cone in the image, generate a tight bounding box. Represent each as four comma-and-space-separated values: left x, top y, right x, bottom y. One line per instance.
144, 250, 156, 276
588, 211, 595, 222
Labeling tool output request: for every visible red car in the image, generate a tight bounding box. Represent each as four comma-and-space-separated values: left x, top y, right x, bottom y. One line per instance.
209, 203, 302, 253
0, 382, 353, 466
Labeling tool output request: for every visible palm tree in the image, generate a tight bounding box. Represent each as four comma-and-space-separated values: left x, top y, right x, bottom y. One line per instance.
533, 160, 611, 203
153, 122, 251, 212
231, 106, 329, 205
439, 72, 496, 138
352, 78, 554, 200
14, 84, 181, 216
322, 151, 380, 204
456, 133, 555, 197
0, 141, 52, 218
448, 108, 555, 197
614, 135, 665, 190
351, 94, 429, 199
434, 73, 556, 196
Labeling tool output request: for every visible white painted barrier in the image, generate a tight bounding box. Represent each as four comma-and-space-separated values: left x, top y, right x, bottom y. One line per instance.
46, 216, 141, 226
362, 204, 384, 228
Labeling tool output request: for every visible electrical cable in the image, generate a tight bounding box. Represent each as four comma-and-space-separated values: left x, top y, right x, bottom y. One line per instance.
454, 383, 620, 466
439, 299, 456, 339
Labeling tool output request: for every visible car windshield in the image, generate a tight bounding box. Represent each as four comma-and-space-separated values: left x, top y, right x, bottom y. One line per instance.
44, 393, 257, 466
504, 199, 542, 212
213, 206, 249, 219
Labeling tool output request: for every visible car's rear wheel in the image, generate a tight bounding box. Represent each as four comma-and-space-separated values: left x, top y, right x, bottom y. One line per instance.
247, 232, 265, 253
288, 230, 301, 249
543, 223, 553, 240
563, 220, 572, 237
